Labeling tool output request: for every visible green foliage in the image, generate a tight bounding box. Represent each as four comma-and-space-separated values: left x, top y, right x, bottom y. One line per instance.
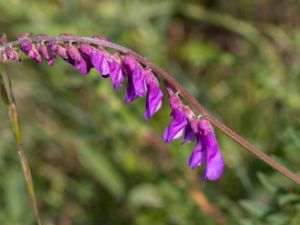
0, 0, 300, 224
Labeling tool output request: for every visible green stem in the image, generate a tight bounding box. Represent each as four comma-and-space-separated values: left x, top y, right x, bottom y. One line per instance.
0, 65, 42, 225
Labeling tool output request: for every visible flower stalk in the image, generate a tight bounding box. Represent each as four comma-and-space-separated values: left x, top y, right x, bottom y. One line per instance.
0, 34, 299, 185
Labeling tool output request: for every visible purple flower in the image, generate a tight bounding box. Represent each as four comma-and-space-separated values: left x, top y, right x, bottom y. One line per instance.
163, 95, 188, 142
144, 70, 163, 120
38, 44, 55, 66
66, 45, 91, 74
188, 135, 205, 169
4, 47, 20, 62
188, 119, 224, 181
90, 49, 110, 77
79, 44, 111, 77
182, 123, 196, 144
48, 40, 69, 60
122, 55, 147, 104
108, 56, 124, 90
20, 39, 42, 63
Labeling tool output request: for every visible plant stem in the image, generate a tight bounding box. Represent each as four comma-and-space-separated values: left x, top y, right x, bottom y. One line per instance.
0, 65, 42, 225
2, 35, 300, 185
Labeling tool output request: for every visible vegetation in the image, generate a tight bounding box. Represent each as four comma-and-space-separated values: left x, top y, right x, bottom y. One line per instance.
0, 0, 299, 224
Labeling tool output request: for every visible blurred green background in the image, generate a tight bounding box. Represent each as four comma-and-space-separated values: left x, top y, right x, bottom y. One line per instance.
0, 0, 300, 224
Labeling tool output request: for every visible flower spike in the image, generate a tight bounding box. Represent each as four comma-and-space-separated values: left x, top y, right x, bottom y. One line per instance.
0, 33, 229, 183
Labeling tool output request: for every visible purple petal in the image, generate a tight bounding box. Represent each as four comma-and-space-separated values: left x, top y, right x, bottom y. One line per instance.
163, 108, 188, 142
28, 47, 42, 63
199, 119, 219, 156
144, 81, 163, 120
188, 136, 205, 169
20, 39, 32, 54
123, 55, 147, 101
181, 123, 196, 144
79, 44, 95, 55
205, 146, 224, 180
125, 74, 139, 104
48, 40, 69, 60
39, 44, 55, 66
5, 47, 20, 62
66, 46, 91, 74
90, 50, 110, 77
109, 58, 124, 90
198, 119, 224, 180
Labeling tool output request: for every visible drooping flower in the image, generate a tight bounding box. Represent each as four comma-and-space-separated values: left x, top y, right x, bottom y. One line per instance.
66, 45, 91, 74
188, 118, 224, 180
0, 33, 226, 182
163, 95, 188, 142
19, 39, 42, 63
122, 55, 147, 104
108, 56, 124, 90
48, 40, 69, 60
144, 70, 163, 120
4, 47, 20, 62
79, 44, 110, 77
188, 134, 205, 169
38, 43, 55, 66
90, 49, 110, 77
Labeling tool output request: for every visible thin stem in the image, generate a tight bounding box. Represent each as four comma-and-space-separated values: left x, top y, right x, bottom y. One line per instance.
0, 65, 42, 225
2, 35, 300, 185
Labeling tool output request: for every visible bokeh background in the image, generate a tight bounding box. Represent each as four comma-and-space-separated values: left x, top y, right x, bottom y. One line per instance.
0, 0, 300, 224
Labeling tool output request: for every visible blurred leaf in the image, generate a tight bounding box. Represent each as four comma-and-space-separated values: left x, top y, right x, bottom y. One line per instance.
75, 139, 125, 199
240, 200, 267, 218
128, 183, 164, 208
257, 172, 278, 194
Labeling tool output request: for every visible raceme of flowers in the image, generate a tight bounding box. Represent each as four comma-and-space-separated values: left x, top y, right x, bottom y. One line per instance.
0, 33, 224, 181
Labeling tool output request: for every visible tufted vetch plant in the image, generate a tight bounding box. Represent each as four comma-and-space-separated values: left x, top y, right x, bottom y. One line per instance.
1, 32, 300, 225
0, 34, 299, 221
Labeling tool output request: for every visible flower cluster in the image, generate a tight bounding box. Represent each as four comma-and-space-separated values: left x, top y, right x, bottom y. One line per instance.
163, 86, 224, 180
0, 33, 224, 181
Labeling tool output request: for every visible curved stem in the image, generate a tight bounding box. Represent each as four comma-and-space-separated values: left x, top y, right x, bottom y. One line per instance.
2, 35, 300, 185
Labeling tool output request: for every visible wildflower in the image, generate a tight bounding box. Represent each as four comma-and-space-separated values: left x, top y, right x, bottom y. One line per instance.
188, 118, 224, 180
122, 55, 147, 104
90, 49, 110, 77
144, 70, 163, 120
48, 40, 68, 60
163, 95, 188, 142
66, 45, 91, 74
79, 44, 110, 77
20, 39, 42, 63
0, 46, 20, 63
38, 44, 55, 66
108, 56, 124, 90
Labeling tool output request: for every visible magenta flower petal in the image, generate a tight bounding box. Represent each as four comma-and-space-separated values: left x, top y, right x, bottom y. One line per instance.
123, 55, 147, 104
144, 82, 163, 120
5, 47, 20, 62
163, 108, 188, 142
109, 58, 124, 90
123, 56, 147, 104
188, 136, 205, 169
66, 46, 91, 74
182, 123, 196, 144
199, 119, 224, 181
39, 44, 55, 66
125, 73, 140, 103
90, 50, 110, 77
19, 39, 42, 63
48, 40, 69, 60
205, 145, 224, 180
20, 39, 32, 54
